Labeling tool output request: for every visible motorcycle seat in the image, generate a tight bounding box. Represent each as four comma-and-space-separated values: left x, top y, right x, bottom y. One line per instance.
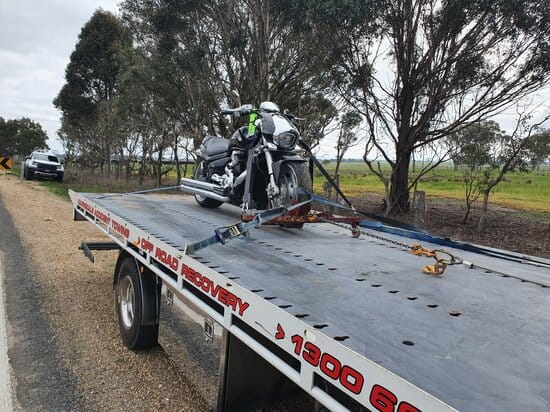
203, 136, 230, 156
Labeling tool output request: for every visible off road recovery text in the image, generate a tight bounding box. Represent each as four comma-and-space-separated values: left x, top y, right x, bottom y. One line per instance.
181, 264, 250, 316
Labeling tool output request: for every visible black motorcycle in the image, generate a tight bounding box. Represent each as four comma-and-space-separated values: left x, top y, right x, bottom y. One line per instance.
180, 101, 312, 214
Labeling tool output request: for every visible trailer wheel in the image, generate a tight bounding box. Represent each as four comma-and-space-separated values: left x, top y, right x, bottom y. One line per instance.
115, 257, 159, 349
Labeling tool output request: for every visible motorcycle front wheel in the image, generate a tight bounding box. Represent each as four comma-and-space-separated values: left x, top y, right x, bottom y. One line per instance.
272, 162, 312, 216
193, 162, 224, 208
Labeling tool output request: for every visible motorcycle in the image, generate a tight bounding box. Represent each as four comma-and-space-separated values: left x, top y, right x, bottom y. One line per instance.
180, 101, 312, 215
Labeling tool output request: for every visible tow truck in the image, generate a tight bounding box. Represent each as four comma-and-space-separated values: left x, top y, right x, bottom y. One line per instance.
70, 189, 550, 411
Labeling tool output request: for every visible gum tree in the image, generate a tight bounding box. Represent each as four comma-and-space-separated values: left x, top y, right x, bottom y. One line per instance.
298, 0, 550, 213
54, 10, 131, 175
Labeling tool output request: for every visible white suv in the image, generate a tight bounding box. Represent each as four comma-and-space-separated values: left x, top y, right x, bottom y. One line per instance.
23, 152, 64, 182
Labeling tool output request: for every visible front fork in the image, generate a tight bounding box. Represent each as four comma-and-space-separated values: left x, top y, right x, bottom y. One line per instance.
263, 145, 279, 200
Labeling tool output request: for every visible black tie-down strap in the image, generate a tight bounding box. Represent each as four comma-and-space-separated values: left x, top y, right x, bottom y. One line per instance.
184, 199, 312, 255
298, 140, 354, 208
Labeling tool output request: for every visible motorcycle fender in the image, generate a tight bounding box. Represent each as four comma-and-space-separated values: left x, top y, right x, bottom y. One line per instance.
271, 156, 308, 182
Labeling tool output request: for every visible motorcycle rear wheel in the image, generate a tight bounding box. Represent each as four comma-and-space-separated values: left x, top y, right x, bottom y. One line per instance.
193, 162, 224, 208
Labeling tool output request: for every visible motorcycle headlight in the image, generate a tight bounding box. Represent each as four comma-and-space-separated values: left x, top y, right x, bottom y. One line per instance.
273, 132, 297, 150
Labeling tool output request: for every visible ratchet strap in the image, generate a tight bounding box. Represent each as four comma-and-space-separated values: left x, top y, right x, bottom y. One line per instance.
184, 198, 312, 255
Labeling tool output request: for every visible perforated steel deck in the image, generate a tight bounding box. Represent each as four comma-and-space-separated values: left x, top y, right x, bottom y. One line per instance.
74, 192, 550, 411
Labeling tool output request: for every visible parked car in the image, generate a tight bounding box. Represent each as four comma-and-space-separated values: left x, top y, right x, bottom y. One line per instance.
23, 152, 64, 182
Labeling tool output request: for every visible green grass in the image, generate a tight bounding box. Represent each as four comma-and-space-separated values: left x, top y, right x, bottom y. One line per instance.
39, 180, 70, 198
40, 179, 165, 200
315, 162, 550, 213
38, 174, 164, 200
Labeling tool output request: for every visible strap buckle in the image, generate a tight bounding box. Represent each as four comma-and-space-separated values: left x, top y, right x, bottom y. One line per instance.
215, 223, 249, 245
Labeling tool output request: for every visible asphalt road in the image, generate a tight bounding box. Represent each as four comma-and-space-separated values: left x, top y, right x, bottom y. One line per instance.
0, 251, 13, 411
0, 195, 82, 410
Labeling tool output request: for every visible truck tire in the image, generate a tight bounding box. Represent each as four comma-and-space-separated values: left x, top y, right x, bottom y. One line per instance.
25, 168, 33, 180
56, 172, 64, 182
193, 162, 223, 208
114, 256, 159, 349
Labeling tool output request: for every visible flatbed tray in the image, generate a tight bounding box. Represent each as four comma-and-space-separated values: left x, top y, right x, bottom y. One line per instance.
73, 192, 550, 411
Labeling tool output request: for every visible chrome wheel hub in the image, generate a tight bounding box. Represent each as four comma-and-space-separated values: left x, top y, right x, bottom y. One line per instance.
119, 276, 135, 329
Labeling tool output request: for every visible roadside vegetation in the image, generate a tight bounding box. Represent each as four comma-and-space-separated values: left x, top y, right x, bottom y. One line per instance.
27, 160, 549, 217
1, 1, 548, 251
49, 1, 549, 217
315, 162, 550, 214
7, 158, 548, 257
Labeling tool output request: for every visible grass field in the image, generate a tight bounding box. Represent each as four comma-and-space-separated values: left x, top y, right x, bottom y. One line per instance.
314, 161, 550, 213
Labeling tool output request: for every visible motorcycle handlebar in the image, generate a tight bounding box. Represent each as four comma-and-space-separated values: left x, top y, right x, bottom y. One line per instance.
220, 105, 304, 120
283, 111, 304, 121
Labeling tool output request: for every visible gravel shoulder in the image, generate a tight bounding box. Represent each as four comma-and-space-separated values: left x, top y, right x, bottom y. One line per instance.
0, 174, 209, 411
0, 182, 81, 411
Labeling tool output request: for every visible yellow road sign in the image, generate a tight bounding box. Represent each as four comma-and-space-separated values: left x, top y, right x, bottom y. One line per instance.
0, 157, 13, 170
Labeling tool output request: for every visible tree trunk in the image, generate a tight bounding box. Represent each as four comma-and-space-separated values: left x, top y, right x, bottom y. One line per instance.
477, 190, 490, 230
257, 3, 270, 100
138, 151, 146, 185
389, 149, 412, 213
334, 175, 340, 203
334, 160, 341, 182
383, 180, 391, 215
413, 190, 425, 227
156, 149, 163, 188
125, 159, 131, 181
174, 141, 181, 182
105, 141, 111, 178
462, 203, 472, 224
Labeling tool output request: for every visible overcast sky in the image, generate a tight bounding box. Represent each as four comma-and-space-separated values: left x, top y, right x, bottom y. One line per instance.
0, 0, 119, 153
1, 1, 548, 159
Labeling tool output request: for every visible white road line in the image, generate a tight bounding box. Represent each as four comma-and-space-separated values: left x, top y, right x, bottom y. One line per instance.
0, 252, 13, 411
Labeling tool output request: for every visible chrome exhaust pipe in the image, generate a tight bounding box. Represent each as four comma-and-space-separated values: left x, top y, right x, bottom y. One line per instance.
180, 184, 230, 203
180, 177, 222, 192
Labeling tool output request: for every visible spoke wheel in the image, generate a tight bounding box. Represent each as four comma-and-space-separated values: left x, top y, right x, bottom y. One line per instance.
271, 162, 312, 225
274, 164, 299, 208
